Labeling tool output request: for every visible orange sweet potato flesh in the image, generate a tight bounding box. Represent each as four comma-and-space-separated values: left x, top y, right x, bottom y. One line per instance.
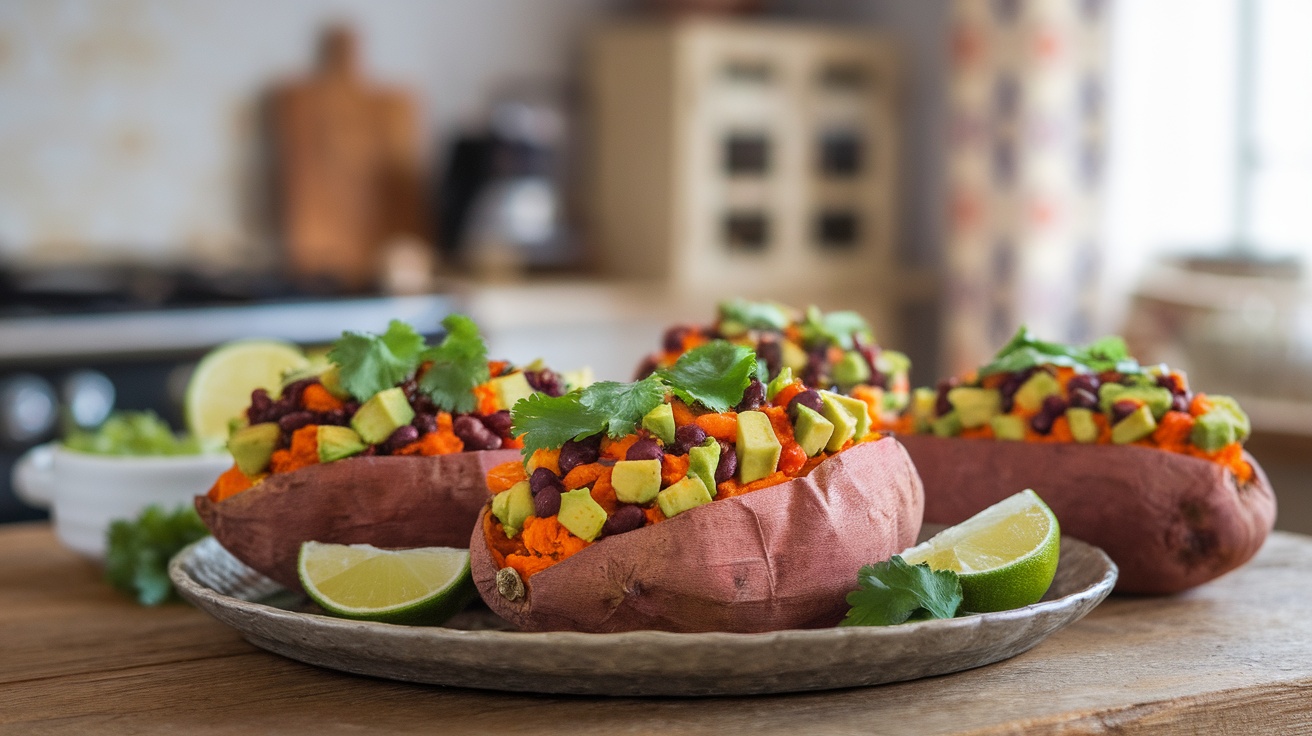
470, 438, 924, 633
196, 449, 518, 591
896, 435, 1277, 595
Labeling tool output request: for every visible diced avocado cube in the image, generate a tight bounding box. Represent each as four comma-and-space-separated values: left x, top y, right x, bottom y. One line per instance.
793, 405, 836, 457
911, 387, 938, 432
612, 459, 662, 504
766, 367, 794, 401
640, 403, 676, 445
1191, 410, 1239, 452
1066, 408, 1099, 443
990, 414, 1026, 441
317, 425, 367, 462
558, 487, 608, 541
736, 410, 783, 483
227, 416, 249, 437
819, 392, 859, 451
1014, 372, 1062, 413
689, 438, 721, 496
490, 371, 535, 412
350, 387, 415, 445
832, 351, 871, 388
823, 390, 873, 439
1099, 383, 1173, 420
781, 340, 809, 373
875, 350, 911, 378
491, 480, 535, 538
931, 411, 963, 438
948, 387, 1002, 429
1205, 395, 1251, 441
1111, 405, 1157, 444
657, 475, 713, 518
718, 319, 748, 338
562, 366, 595, 392
318, 365, 351, 399
883, 388, 910, 414
227, 422, 281, 477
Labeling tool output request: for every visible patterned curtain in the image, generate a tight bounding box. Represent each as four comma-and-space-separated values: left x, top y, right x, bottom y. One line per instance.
943, 0, 1109, 374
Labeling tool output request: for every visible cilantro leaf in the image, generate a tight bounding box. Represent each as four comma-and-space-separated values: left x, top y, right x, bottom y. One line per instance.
839, 556, 963, 626
328, 320, 427, 400
105, 504, 210, 606
579, 377, 666, 439
511, 391, 608, 458
979, 326, 1141, 377
799, 305, 873, 350
718, 298, 792, 331
419, 314, 490, 413
656, 341, 757, 413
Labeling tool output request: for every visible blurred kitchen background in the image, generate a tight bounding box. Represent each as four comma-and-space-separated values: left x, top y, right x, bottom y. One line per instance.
2, 0, 1309, 530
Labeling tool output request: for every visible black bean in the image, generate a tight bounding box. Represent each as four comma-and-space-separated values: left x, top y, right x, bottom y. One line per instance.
412, 413, 438, 435
757, 338, 783, 379
1041, 395, 1068, 417
602, 505, 645, 536
534, 487, 562, 518
626, 437, 665, 462
669, 424, 707, 455
342, 400, 361, 416
558, 438, 600, 474
480, 410, 513, 437
662, 326, 692, 353
787, 389, 824, 421
715, 442, 738, 484
525, 369, 565, 397
278, 411, 316, 434
935, 377, 960, 417
318, 409, 349, 426
380, 424, 420, 454
529, 467, 563, 496
736, 378, 767, 412
281, 377, 317, 408
1069, 388, 1099, 410
633, 355, 660, 381
1111, 400, 1140, 424
1067, 373, 1101, 397
454, 414, 502, 451
266, 398, 295, 422
867, 370, 888, 390
247, 388, 273, 423
411, 393, 436, 416
1171, 394, 1190, 413
1030, 411, 1055, 435
999, 372, 1026, 400
802, 351, 828, 388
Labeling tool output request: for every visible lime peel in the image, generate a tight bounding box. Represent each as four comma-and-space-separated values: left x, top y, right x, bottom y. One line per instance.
298, 542, 476, 625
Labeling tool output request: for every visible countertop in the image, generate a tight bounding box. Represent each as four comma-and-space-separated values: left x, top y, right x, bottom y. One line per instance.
3, 523, 1311, 734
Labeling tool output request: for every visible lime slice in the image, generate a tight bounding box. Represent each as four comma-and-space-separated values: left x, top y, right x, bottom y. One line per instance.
185, 340, 308, 442
901, 489, 1060, 613
298, 542, 476, 625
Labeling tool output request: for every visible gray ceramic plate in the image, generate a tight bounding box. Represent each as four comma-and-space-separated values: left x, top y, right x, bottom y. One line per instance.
170, 534, 1117, 697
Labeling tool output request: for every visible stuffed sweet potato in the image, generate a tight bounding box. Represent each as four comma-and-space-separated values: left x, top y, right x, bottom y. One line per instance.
195, 316, 584, 590
895, 327, 1276, 594
472, 341, 924, 632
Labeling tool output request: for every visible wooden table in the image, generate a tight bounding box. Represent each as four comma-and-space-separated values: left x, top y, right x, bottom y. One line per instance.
3, 523, 1310, 735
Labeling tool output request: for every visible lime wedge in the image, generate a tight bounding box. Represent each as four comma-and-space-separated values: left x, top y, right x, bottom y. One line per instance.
185, 340, 308, 442
298, 542, 476, 625
901, 489, 1060, 613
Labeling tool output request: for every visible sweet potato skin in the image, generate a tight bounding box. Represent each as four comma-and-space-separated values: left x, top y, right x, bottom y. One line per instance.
196, 450, 519, 590
471, 438, 925, 633
897, 435, 1276, 594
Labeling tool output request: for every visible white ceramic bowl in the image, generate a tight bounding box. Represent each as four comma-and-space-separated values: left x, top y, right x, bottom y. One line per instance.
12, 443, 232, 560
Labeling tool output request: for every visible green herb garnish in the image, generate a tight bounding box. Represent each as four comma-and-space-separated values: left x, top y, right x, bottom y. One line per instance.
328, 320, 427, 401
656, 341, 757, 413
105, 504, 210, 606
718, 298, 792, 332
840, 556, 963, 626
978, 326, 1141, 378
511, 392, 607, 459
418, 314, 491, 413
579, 377, 666, 439
64, 411, 202, 456
799, 305, 873, 350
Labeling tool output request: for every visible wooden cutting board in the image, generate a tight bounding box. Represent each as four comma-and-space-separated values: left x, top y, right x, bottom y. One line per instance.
270, 26, 427, 292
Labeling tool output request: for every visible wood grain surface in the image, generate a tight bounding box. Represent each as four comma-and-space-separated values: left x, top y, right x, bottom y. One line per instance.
2, 523, 1311, 735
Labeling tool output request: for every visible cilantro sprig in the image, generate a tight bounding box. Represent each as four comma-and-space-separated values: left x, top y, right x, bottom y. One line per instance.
326, 315, 492, 411
511, 340, 757, 456
718, 298, 792, 332
840, 556, 963, 626
978, 326, 1141, 378
418, 314, 490, 413
106, 504, 210, 606
799, 305, 873, 351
